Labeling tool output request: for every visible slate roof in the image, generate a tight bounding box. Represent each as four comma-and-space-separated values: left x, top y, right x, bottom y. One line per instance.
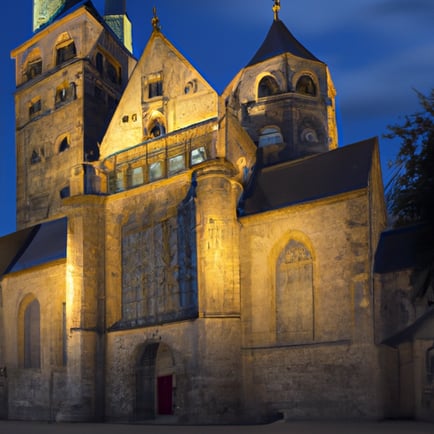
240, 138, 377, 216
247, 18, 321, 67
374, 223, 433, 273
0, 218, 67, 276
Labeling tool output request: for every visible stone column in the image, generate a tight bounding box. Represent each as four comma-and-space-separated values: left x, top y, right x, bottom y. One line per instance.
190, 160, 243, 422
194, 160, 242, 317
59, 196, 106, 421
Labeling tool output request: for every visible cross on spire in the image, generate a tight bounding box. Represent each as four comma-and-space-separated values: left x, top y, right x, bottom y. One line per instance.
272, 0, 281, 21
152, 6, 161, 31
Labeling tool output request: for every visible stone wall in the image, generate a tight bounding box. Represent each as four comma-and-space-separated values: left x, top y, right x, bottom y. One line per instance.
239, 191, 384, 420
0, 262, 67, 420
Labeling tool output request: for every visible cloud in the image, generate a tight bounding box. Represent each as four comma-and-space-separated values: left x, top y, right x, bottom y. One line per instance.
336, 40, 434, 119
370, 0, 434, 16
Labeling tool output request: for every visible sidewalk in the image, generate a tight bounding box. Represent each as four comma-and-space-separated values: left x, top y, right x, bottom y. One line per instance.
0, 420, 433, 434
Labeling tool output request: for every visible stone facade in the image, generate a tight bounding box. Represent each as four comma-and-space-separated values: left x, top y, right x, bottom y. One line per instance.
1, 1, 433, 425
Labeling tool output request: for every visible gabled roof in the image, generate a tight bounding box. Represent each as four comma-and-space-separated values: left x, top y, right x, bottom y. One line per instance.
240, 138, 377, 216
0, 218, 67, 276
247, 19, 321, 67
374, 223, 433, 273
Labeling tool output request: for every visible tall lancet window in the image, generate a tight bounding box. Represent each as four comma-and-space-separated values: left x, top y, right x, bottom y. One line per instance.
19, 297, 41, 369
276, 239, 314, 343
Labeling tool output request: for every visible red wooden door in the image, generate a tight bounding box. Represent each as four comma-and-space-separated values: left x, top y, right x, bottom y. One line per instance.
157, 375, 173, 415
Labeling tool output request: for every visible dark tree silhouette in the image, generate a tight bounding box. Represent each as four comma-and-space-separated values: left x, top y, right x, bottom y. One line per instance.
384, 89, 434, 305
384, 89, 434, 226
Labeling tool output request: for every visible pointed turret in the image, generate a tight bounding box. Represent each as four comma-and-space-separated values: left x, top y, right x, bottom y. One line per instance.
247, 18, 320, 66
224, 1, 337, 165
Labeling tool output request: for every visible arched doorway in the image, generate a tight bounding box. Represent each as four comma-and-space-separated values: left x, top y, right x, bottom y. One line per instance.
135, 342, 175, 420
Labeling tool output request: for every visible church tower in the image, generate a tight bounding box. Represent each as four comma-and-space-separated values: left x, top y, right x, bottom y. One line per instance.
225, 0, 338, 166
104, 0, 133, 53
12, 1, 135, 229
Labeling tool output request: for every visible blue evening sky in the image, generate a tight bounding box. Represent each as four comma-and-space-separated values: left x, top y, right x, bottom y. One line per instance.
0, 0, 433, 236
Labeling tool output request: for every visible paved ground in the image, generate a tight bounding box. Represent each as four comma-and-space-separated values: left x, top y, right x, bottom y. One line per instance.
0, 420, 433, 434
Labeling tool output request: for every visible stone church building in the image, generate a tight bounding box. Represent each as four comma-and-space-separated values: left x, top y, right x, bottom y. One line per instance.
0, 0, 433, 424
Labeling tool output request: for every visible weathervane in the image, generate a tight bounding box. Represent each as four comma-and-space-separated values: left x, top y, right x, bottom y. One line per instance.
152, 6, 161, 31
272, 0, 281, 21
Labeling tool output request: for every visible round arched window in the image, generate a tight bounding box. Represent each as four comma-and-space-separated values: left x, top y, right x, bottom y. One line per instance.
258, 76, 280, 98
296, 75, 316, 96
150, 121, 166, 138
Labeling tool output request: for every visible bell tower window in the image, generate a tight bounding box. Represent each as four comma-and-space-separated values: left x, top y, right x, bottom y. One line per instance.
26, 59, 42, 80
258, 75, 280, 98
296, 75, 317, 96
56, 36, 76, 66
29, 98, 42, 118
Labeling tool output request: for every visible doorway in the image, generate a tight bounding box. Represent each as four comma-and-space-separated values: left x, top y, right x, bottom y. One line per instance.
135, 342, 175, 420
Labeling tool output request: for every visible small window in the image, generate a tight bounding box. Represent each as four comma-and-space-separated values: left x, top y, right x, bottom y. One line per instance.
150, 121, 165, 138
296, 75, 316, 96
258, 75, 280, 98
300, 127, 319, 144
56, 41, 76, 65
122, 115, 129, 123
168, 155, 185, 175
258, 127, 283, 147
106, 60, 120, 84
56, 82, 76, 107
149, 80, 163, 98
184, 80, 197, 94
59, 137, 70, 153
31, 149, 42, 164
29, 99, 42, 118
130, 167, 144, 187
96, 52, 103, 74
59, 186, 70, 198
26, 59, 42, 80
191, 147, 207, 165
149, 161, 163, 181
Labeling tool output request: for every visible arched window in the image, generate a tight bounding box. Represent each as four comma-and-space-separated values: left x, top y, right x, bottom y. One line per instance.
258, 75, 280, 98
276, 239, 314, 343
296, 75, 316, 96
31, 149, 42, 164
19, 297, 41, 369
24, 48, 42, 81
58, 137, 70, 153
26, 59, 42, 81
258, 126, 284, 148
150, 121, 166, 138
55, 82, 76, 107
56, 39, 77, 65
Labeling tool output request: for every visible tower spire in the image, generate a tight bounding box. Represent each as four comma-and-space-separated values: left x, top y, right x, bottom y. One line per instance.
272, 0, 281, 21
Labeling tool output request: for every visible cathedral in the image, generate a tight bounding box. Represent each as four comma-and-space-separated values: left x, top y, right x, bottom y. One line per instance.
0, 0, 433, 424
